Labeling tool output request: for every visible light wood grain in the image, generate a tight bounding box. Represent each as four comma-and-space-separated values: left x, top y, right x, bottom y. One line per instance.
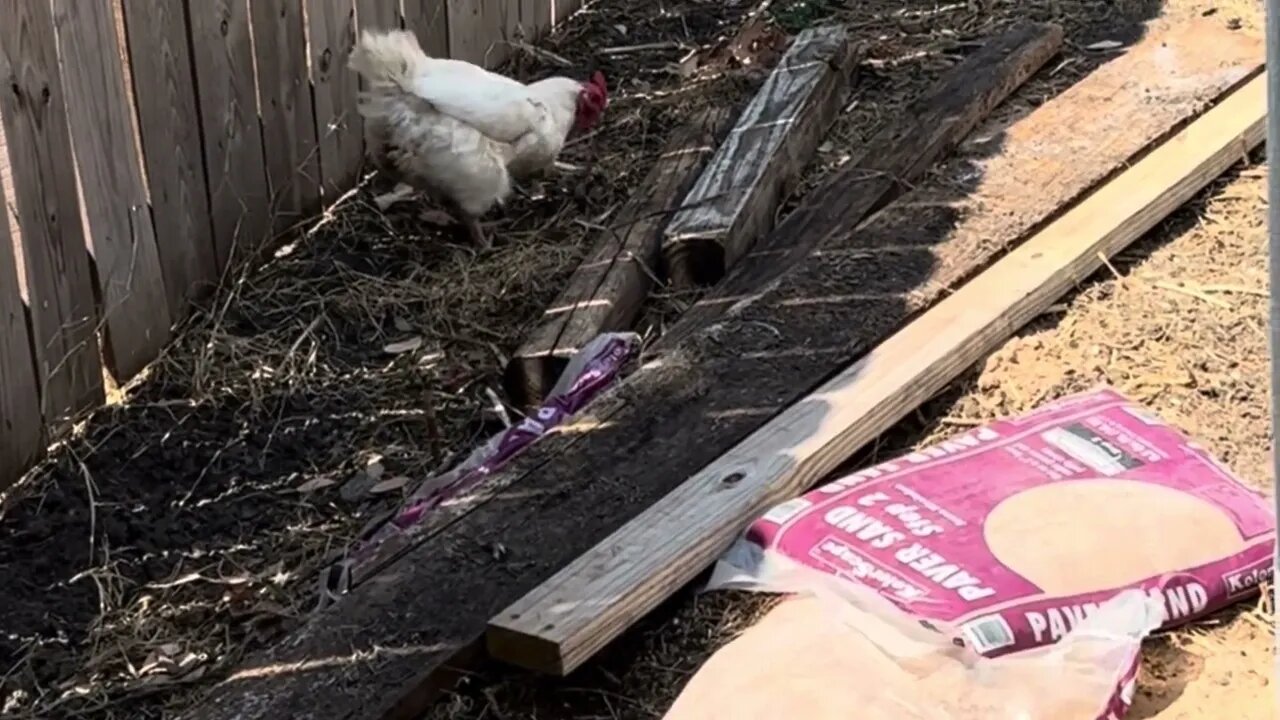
120, 0, 219, 316
251, 0, 323, 232
308, 0, 363, 197
505, 107, 735, 407
520, 0, 552, 41
486, 72, 1268, 677
401, 0, 450, 57
0, 154, 40, 492
662, 24, 853, 287
52, 0, 172, 380
0, 0, 104, 420
188, 0, 271, 267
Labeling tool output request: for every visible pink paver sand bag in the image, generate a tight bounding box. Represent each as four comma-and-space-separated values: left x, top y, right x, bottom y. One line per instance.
707, 387, 1275, 657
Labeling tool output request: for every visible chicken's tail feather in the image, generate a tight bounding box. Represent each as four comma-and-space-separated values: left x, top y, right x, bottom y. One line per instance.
349, 29, 429, 93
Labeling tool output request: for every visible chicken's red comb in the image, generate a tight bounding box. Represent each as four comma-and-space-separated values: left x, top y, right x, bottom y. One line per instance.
590, 71, 608, 97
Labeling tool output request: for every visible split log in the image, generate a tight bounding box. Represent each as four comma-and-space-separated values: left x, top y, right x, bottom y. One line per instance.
174, 19, 1259, 719
504, 107, 734, 407
487, 70, 1268, 677
658, 21, 1062, 350
661, 24, 855, 288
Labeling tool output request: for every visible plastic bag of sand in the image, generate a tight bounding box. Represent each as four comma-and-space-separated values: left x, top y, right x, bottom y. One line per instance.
706, 387, 1274, 657
664, 586, 1162, 720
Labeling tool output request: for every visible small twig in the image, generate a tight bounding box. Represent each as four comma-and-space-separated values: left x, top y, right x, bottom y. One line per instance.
599, 41, 684, 56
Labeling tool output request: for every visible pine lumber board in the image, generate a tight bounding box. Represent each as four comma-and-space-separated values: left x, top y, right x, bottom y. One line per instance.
661, 24, 854, 288
486, 69, 1269, 677
504, 107, 736, 407
658, 21, 1063, 350
172, 20, 1260, 720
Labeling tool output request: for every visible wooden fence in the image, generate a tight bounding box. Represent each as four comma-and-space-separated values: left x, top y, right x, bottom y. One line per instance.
0, 0, 582, 491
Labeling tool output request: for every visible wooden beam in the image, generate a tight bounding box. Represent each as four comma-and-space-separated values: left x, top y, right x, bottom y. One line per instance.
0, 0, 104, 420
661, 24, 854, 288
487, 70, 1268, 677
658, 21, 1064, 350
52, 0, 173, 380
171, 20, 1260, 720
504, 107, 735, 407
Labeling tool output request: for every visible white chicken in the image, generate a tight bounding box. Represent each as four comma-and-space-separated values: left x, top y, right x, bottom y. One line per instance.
348, 29, 609, 248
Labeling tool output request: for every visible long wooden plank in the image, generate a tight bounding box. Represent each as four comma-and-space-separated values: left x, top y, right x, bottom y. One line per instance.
504, 107, 736, 407
401, 0, 449, 57
488, 70, 1269, 677
309, 0, 363, 198
0, 148, 40, 493
188, 0, 272, 266
661, 24, 853, 288
120, 0, 220, 314
519, 0, 552, 42
0, 0, 104, 420
252, 0, 323, 232
52, 0, 172, 380
659, 21, 1064, 350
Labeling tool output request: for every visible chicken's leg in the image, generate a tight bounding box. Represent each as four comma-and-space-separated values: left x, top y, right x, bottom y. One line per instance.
462, 215, 492, 250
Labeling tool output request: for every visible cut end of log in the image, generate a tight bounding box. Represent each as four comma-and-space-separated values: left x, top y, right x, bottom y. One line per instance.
663, 236, 729, 288
486, 617, 570, 676
504, 352, 573, 410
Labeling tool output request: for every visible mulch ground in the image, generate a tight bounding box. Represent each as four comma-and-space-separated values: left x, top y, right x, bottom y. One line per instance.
0, 0, 1270, 719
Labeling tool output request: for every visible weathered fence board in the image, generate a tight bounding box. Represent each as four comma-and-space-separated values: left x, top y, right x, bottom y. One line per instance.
402, 0, 450, 57
0, 168, 40, 493
53, 0, 172, 379
447, 0, 512, 67
0, 0, 104, 420
251, 0, 322, 231
309, 0, 364, 197
188, 0, 272, 267
120, 0, 220, 315
521, 0, 553, 40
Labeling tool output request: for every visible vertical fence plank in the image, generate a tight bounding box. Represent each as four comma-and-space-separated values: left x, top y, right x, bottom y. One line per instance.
187, 0, 272, 267
308, 0, 362, 197
52, 0, 172, 380
552, 0, 580, 27
356, 0, 399, 30
401, 0, 449, 57
0, 0, 104, 421
251, 0, 322, 231
0, 128, 41, 492
447, 0, 510, 67
120, 0, 219, 315
520, 0, 551, 41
